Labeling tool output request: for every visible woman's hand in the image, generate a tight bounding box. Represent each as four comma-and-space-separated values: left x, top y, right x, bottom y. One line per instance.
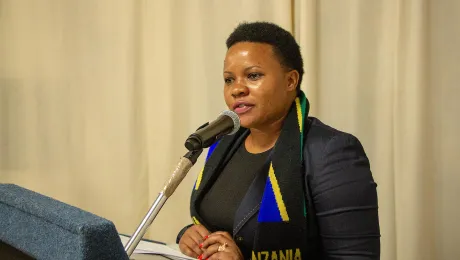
179, 225, 210, 258
201, 231, 243, 260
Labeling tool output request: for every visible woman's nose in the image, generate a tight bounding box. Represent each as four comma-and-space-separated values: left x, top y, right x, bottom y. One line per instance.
231, 81, 249, 98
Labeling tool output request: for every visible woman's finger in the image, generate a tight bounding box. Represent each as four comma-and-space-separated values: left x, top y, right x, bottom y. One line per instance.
179, 242, 199, 258
201, 243, 223, 259
207, 252, 227, 260
194, 224, 211, 238
209, 231, 232, 240
179, 226, 208, 256
201, 234, 231, 249
183, 231, 204, 256
189, 228, 206, 246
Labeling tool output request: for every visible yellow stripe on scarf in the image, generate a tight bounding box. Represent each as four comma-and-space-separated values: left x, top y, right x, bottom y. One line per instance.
295, 97, 303, 133
192, 216, 201, 225
268, 163, 290, 222
195, 167, 204, 190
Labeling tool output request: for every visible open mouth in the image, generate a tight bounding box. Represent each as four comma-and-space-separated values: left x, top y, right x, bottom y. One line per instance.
233, 102, 254, 114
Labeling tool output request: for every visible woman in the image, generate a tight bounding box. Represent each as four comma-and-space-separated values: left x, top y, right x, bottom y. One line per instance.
177, 22, 380, 260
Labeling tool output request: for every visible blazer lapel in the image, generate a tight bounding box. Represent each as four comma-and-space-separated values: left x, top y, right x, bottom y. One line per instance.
232, 153, 272, 236
191, 129, 249, 229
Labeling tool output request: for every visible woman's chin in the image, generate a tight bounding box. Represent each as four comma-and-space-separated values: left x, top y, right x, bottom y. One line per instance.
239, 119, 251, 129
239, 118, 259, 129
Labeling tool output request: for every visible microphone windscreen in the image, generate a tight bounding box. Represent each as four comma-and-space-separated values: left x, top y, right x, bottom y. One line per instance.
220, 110, 240, 135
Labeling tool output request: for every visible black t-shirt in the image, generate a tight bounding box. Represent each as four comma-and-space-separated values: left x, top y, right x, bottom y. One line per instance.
198, 143, 271, 233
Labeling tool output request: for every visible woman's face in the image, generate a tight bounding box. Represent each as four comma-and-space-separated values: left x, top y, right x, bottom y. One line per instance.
223, 42, 298, 129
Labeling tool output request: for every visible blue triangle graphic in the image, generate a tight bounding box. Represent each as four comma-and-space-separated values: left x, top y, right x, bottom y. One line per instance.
206, 141, 219, 161
258, 178, 283, 222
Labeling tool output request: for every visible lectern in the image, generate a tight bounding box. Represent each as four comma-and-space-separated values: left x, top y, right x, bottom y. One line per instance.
0, 184, 129, 260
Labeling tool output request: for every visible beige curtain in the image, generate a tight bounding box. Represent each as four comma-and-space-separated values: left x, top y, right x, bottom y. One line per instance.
1, 1, 459, 259
296, 1, 460, 259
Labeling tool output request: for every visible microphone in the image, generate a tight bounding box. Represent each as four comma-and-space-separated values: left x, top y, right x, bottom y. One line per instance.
125, 111, 239, 256
185, 110, 240, 151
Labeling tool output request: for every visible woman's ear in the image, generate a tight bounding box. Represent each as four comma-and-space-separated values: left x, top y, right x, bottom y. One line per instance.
286, 70, 299, 92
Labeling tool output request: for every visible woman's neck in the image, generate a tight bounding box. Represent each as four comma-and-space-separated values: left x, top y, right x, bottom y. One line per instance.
245, 116, 285, 154
245, 94, 297, 154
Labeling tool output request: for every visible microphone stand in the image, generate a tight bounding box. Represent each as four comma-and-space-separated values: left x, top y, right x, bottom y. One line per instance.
124, 148, 203, 257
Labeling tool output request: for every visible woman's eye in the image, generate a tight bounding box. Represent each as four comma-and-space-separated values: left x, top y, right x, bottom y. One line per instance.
247, 73, 262, 80
224, 77, 234, 84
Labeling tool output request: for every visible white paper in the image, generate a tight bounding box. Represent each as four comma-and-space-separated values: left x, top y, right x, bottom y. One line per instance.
119, 235, 194, 260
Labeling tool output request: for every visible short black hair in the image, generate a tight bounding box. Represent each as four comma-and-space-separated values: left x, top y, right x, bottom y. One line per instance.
226, 21, 304, 89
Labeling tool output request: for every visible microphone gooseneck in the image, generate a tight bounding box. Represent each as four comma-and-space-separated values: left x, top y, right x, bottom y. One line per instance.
125, 111, 240, 257
124, 148, 203, 257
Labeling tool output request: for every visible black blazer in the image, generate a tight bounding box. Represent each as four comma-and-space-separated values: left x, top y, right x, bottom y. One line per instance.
178, 117, 380, 259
